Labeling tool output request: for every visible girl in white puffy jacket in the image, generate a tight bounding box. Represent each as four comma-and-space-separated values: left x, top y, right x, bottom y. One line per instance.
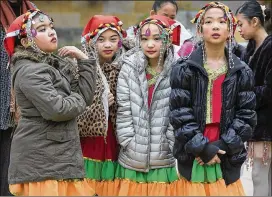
115, 15, 184, 196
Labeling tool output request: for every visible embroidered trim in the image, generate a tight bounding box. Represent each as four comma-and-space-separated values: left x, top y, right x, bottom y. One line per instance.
146, 66, 160, 86
81, 23, 126, 45
137, 18, 172, 35
191, 2, 237, 26
83, 157, 114, 162
204, 64, 227, 124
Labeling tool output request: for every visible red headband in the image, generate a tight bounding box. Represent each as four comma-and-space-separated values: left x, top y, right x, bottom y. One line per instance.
81, 15, 127, 44
4, 14, 25, 58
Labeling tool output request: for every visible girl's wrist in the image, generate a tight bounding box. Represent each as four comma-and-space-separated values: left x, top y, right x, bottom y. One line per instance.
78, 53, 89, 60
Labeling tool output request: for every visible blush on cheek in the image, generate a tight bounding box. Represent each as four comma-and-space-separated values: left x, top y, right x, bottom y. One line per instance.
112, 44, 119, 53
96, 43, 103, 53
202, 26, 211, 35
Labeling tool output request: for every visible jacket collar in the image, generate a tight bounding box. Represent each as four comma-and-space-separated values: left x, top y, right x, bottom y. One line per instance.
11, 47, 78, 82
123, 47, 175, 77
247, 34, 272, 65
11, 46, 64, 68
101, 46, 126, 72
187, 45, 246, 77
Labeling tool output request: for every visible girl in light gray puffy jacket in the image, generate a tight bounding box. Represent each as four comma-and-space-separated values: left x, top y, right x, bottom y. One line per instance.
115, 15, 184, 196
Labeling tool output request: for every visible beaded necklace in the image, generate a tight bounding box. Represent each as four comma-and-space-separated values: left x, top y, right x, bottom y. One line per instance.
146, 65, 160, 86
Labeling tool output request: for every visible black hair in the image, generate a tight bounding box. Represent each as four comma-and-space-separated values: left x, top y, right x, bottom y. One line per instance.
236, 1, 271, 27
152, 0, 178, 13
14, 35, 23, 47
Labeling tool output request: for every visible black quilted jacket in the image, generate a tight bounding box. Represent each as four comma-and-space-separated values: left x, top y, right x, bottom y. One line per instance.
169, 47, 257, 185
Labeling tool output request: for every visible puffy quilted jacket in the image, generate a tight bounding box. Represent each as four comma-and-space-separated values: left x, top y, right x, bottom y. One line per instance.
116, 48, 176, 172
170, 47, 257, 185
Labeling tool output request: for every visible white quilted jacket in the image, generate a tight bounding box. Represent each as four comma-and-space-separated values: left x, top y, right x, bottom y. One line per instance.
116, 48, 176, 172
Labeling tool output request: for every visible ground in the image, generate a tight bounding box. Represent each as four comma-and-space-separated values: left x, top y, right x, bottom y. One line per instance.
241, 164, 253, 196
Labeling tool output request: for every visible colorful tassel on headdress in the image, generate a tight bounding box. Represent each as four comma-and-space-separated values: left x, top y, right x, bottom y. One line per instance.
160, 32, 167, 44
39, 14, 44, 22
191, 1, 237, 68
191, 1, 237, 26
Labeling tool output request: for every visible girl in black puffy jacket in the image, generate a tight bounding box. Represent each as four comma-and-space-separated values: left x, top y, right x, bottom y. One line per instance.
169, 2, 257, 196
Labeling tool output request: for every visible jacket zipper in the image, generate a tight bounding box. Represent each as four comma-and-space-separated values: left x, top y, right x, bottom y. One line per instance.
147, 109, 151, 171
220, 71, 234, 182
146, 75, 164, 171
220, 78, 226, 181
219, 71, 235, 133
201, 76, 208, 132
220, 80, 226, 138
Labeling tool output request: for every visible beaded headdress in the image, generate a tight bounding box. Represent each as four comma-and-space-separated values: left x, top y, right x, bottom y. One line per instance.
4, 9, 53, 60
191, 2, 238, 68
135, 15, 180, 70
81, 15, 126, 51
81, 15, 127, 64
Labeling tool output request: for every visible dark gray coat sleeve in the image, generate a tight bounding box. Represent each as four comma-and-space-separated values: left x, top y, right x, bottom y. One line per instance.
18, 63, 88, 122
70, 58, 97, 106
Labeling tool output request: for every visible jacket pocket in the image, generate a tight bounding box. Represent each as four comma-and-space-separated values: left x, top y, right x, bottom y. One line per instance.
46, 129, 77, 162
125, 135, 136, 150
47, 130, 75, 142
161, 133, 171, 153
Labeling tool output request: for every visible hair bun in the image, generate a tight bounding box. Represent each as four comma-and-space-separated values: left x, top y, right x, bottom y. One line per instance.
264, 8, 271, 22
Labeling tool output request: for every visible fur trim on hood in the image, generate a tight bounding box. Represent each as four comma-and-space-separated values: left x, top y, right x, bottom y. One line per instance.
11, 46, 78, 80
121, 46, 175, 77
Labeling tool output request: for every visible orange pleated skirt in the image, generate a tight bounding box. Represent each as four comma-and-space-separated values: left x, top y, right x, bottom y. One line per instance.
179, 176, 245, 196
9, 179, 95, 196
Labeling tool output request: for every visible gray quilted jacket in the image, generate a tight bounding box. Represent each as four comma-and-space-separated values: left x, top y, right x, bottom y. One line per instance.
116, 47, 176, 172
